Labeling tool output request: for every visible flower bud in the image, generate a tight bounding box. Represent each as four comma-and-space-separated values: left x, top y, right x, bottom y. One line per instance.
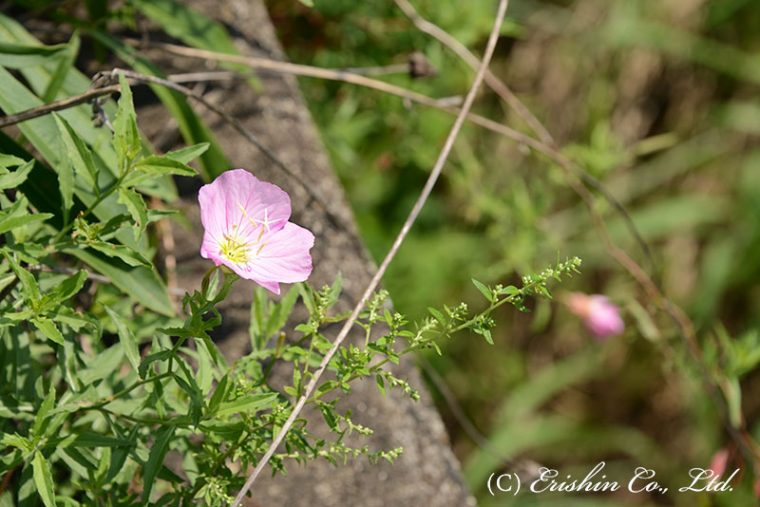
567, 293, 624, 339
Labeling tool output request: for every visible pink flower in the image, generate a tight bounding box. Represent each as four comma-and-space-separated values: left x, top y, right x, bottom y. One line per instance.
198, 169, 314, 294
567, 293, 624, 340
708, 448, 730, 477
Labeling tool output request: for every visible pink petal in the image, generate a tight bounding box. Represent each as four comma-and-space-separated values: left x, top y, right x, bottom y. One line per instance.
198, 169, 292, 243
198, 178, 228, 245
586, 296, 624, 339
245, 222, 314, 287
566, 293, 624, 340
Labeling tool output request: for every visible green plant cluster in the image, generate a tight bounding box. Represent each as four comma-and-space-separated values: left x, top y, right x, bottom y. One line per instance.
0, 13, 583, 501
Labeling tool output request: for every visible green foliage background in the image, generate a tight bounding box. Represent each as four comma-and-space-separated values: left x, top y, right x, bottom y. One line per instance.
266, 0, 760, 505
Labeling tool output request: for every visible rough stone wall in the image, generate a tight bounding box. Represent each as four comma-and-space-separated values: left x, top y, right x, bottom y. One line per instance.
137, 1, 474, 505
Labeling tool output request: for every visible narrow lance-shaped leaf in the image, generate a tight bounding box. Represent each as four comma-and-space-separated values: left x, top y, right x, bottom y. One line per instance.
0, 40, 69, 67
215, 392, 279, 417
58, 156, 73, 226
32, 385, 56, 436
104, 306, 141, 371
67, 249, 174, 317
31, 451, 56, 507
2, 250, 40, 303
53, 113, 99, 193
77, 242, 150, 268
472, 279, 496, 303
31, 317, 65, 345
113, 73, 141, 171
41, 32, 80, 102
164, 142, 209, 164
117, 188, 148, 241
44, 269, 88, 307
142, 426, 175, 503
0, 196, 53, 235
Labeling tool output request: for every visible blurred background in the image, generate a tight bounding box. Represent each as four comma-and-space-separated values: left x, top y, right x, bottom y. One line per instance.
264, 0, 760, 505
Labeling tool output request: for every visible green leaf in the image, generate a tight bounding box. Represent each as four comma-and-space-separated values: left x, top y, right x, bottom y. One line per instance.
0, 197, 52, 235
2, 250, 40, 302
208, 374, 229, 414
71, 432, 133, 448
124, 156, 196, 187
0, 40, 69, 67
67, 249, 174, 316
104, 306, 141, 371
427, 307, 445, 325
317, 401, 338, 430
215, 392, 279, 417
375, 374, 386, 396
45, 270, 88, 306
117, 188, 148, 240
195, 339, 213, 395
142, 426, 175, 503
31, 317, 64, 345
53, 114, 99, 192
1, 433, 32, 453
0, 159, 33, 189
0, 153, 26, 168
138, 349, 172, 379
31, 451, 56, 507
106, 427, 138, 482
113, 73, 141, 169
133, 156, 196, 176
266, 287, 300, 339
57, 157, 73, 225
41, 32, 80, 102
327, 272, 343, 307
83, 242, 150, 267
164, 142, 209, 164
32, 385, 56, 436
472, 279, 495, 303
249, 286, 267, 350
75, 347, 124, 385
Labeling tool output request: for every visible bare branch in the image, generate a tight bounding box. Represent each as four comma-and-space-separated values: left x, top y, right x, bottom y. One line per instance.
0, 85, 119, 128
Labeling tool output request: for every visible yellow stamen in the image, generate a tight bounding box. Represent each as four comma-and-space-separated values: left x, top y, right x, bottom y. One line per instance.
219, 234, 251, 265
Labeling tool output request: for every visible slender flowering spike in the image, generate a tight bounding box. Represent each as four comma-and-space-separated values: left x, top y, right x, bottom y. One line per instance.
198, 169, 314, 294
567, 292, 624, 340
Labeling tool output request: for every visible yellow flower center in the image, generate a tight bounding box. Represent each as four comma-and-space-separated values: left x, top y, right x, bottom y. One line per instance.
218, 205, 274, 267
219, 233, 251, 265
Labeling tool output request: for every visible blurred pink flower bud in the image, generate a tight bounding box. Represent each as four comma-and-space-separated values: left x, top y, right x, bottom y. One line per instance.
567, 293, 624, 339
708, 448, 730, 477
